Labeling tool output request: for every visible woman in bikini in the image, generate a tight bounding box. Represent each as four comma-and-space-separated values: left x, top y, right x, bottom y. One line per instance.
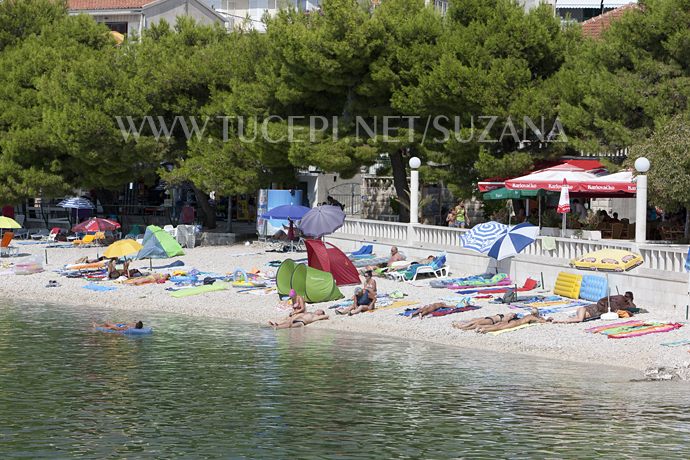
269, 310, 329, 329
451, 312, 518, 331
475, 309, 552, 333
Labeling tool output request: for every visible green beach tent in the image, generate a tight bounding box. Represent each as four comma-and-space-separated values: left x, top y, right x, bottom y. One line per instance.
276, 259, 343, 303
136, 225, 185, 260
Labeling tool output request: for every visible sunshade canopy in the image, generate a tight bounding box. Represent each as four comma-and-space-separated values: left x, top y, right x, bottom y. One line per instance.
58, 197, 95, 209
460, 221, 508, 254
300, 205, 346, 237
483, 188, 546, 200
104, 239, 143, 259
487, 223, 540, 260
136, 225, 184, 259
261, 205, 311, 220
0, 216, 21, 229
72, 217, 120, 233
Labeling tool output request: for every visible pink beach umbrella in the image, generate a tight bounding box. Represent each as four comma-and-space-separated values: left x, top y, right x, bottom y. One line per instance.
557, 179, 570, 237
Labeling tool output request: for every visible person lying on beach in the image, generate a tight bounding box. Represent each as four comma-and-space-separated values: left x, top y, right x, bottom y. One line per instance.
410, 302, 455, 319
452, 312, 518, 330
123, 273, 170, 285
107, 259, 124, 279
554, 291, 636, 324
94, 321, 144, 331
476, 309, 551, 333
269, 310, 328, 329
287, 289, 306, 317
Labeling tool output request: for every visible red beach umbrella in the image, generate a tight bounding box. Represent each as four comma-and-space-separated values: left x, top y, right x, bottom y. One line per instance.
72, 217, 121, 233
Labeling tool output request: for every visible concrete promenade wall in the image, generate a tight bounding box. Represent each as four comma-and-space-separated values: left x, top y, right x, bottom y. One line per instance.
326, 219, 690, 317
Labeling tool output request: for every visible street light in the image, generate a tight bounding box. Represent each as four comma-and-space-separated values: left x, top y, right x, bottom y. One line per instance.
634, 157, 650, 243
409, 156, 421, 224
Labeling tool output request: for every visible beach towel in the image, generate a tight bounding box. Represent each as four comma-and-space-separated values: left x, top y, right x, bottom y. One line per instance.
486, 323, 537, 335
367, 300, 418, 312
586, 320, 683, 339
428, 305, 481, 317
542, 237, 557, 251
459, 278, 538, 296
83, 283, 117, 292
661, 339, 690, 347
431, 273, 509, 289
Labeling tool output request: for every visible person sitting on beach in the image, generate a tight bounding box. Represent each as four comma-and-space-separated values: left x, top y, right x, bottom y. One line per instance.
452, 312, 518, 331
287, 289, 306, 317
269, 310, 329, 329
554, 291, 635, 324
410, 302, 455, 319
94, 321, 144, 331
337, 276, 377, 315
387, 246, 405, 267
476, 309, 551, 333
107, 259, 124, 279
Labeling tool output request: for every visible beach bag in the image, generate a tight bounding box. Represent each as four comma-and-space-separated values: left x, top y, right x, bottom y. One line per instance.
502, 288, 517, 304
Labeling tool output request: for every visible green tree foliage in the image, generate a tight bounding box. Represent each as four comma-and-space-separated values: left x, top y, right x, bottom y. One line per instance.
629, 114, 690, 218
0, 0, 66, 51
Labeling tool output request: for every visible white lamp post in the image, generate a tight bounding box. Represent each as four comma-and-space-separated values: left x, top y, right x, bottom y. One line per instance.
409, 156, 421, 224
634, 157, 650, 243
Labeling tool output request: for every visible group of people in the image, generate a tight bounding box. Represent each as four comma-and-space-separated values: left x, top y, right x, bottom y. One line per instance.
446, 202, 470, 228
268, 289, 329, 329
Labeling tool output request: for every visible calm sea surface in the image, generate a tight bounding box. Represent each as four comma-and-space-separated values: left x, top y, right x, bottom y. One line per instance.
1, 300, 689, 459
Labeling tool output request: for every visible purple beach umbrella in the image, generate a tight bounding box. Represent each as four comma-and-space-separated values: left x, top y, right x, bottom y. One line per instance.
299, 205, 346, 238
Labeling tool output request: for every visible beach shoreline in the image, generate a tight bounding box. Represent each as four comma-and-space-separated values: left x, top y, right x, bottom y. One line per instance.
1, 242, 688, 379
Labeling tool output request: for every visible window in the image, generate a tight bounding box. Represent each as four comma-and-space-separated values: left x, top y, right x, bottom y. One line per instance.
105, 22, 128, 35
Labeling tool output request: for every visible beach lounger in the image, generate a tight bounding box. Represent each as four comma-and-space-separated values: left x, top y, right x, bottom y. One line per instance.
391, 254, 448, 282
350, 244, 373, 256
0, 232, 18, 257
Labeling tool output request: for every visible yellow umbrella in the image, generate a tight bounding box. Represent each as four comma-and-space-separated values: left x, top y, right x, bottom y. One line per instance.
0, 216, 21, 229
104, 239, 143, 259
570, 248, 643, 272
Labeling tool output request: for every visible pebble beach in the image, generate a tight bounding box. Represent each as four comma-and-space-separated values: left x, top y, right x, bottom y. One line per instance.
2, 242, 689, 379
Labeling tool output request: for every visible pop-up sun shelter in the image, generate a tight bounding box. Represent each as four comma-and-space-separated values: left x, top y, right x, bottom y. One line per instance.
305, 239, 360, 286
276, 259, 343, 303
136, 225, 185, 260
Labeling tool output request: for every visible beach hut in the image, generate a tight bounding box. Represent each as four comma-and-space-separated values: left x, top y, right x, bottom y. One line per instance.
136, 225, 185, 260
305, 239, 360, 286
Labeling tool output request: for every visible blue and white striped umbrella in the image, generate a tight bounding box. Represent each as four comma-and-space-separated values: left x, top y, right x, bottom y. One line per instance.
58, 197, 95, 209
460, 221, 508, 254
487, 223, 540, 261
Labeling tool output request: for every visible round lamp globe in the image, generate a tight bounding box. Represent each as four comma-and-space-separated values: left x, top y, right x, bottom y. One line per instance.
409, 157, 421, 169
634, 157, 650, 173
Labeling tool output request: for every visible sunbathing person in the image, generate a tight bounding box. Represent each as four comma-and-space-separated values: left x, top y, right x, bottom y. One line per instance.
452, 312, 518, 330
107, 259, 124, 279
387, 246, 405, 267
123, 272, 170, 285
554, 291, 636, 324
410, 302, 455, 319
287, 289, 306, 317
94, 321, 144, 331
476, 309, 551, 333
269, 310, 329, 329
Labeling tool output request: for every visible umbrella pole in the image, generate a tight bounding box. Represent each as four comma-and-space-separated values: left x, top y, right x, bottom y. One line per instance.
561, 213, 566, 237
538, 196, 542, 229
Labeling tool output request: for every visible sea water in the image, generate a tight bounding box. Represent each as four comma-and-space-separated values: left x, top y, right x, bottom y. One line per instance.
1, 300, 689, 459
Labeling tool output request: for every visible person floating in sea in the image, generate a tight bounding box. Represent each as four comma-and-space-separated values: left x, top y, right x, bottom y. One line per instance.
269, 310, 329, 329
337, 271, 377, 315
94, 321, 144, 331
475, 309, 551, 334
452, 312, 519, 331
554, 291, 636, 324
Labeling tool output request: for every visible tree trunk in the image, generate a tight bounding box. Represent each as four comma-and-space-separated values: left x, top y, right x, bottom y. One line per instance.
192, 185, 216, 229
390, 148, 410, 223
227, 197, 233, 232
685, 206, 689, 239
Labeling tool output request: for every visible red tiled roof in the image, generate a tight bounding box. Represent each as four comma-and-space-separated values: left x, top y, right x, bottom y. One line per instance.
68, 0, 152, 10
581, 3, 639, 39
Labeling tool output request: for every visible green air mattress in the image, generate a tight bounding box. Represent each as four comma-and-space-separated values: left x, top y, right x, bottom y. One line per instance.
169, 281, 229, 298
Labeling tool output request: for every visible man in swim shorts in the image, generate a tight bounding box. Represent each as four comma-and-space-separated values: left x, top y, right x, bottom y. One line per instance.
554, 291, 635, 323
269, 310, 329, 329
337, 282, 376, 315
94, 321, 144, 331
452, 312, 518, 331
410, 302, 455, 319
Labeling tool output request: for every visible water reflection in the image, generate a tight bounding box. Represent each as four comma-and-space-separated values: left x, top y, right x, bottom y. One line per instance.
1, 301, 689, 458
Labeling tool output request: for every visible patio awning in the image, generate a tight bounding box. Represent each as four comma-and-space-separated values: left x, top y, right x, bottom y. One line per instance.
505, 167, 636, 194
483, 188, 547, 200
